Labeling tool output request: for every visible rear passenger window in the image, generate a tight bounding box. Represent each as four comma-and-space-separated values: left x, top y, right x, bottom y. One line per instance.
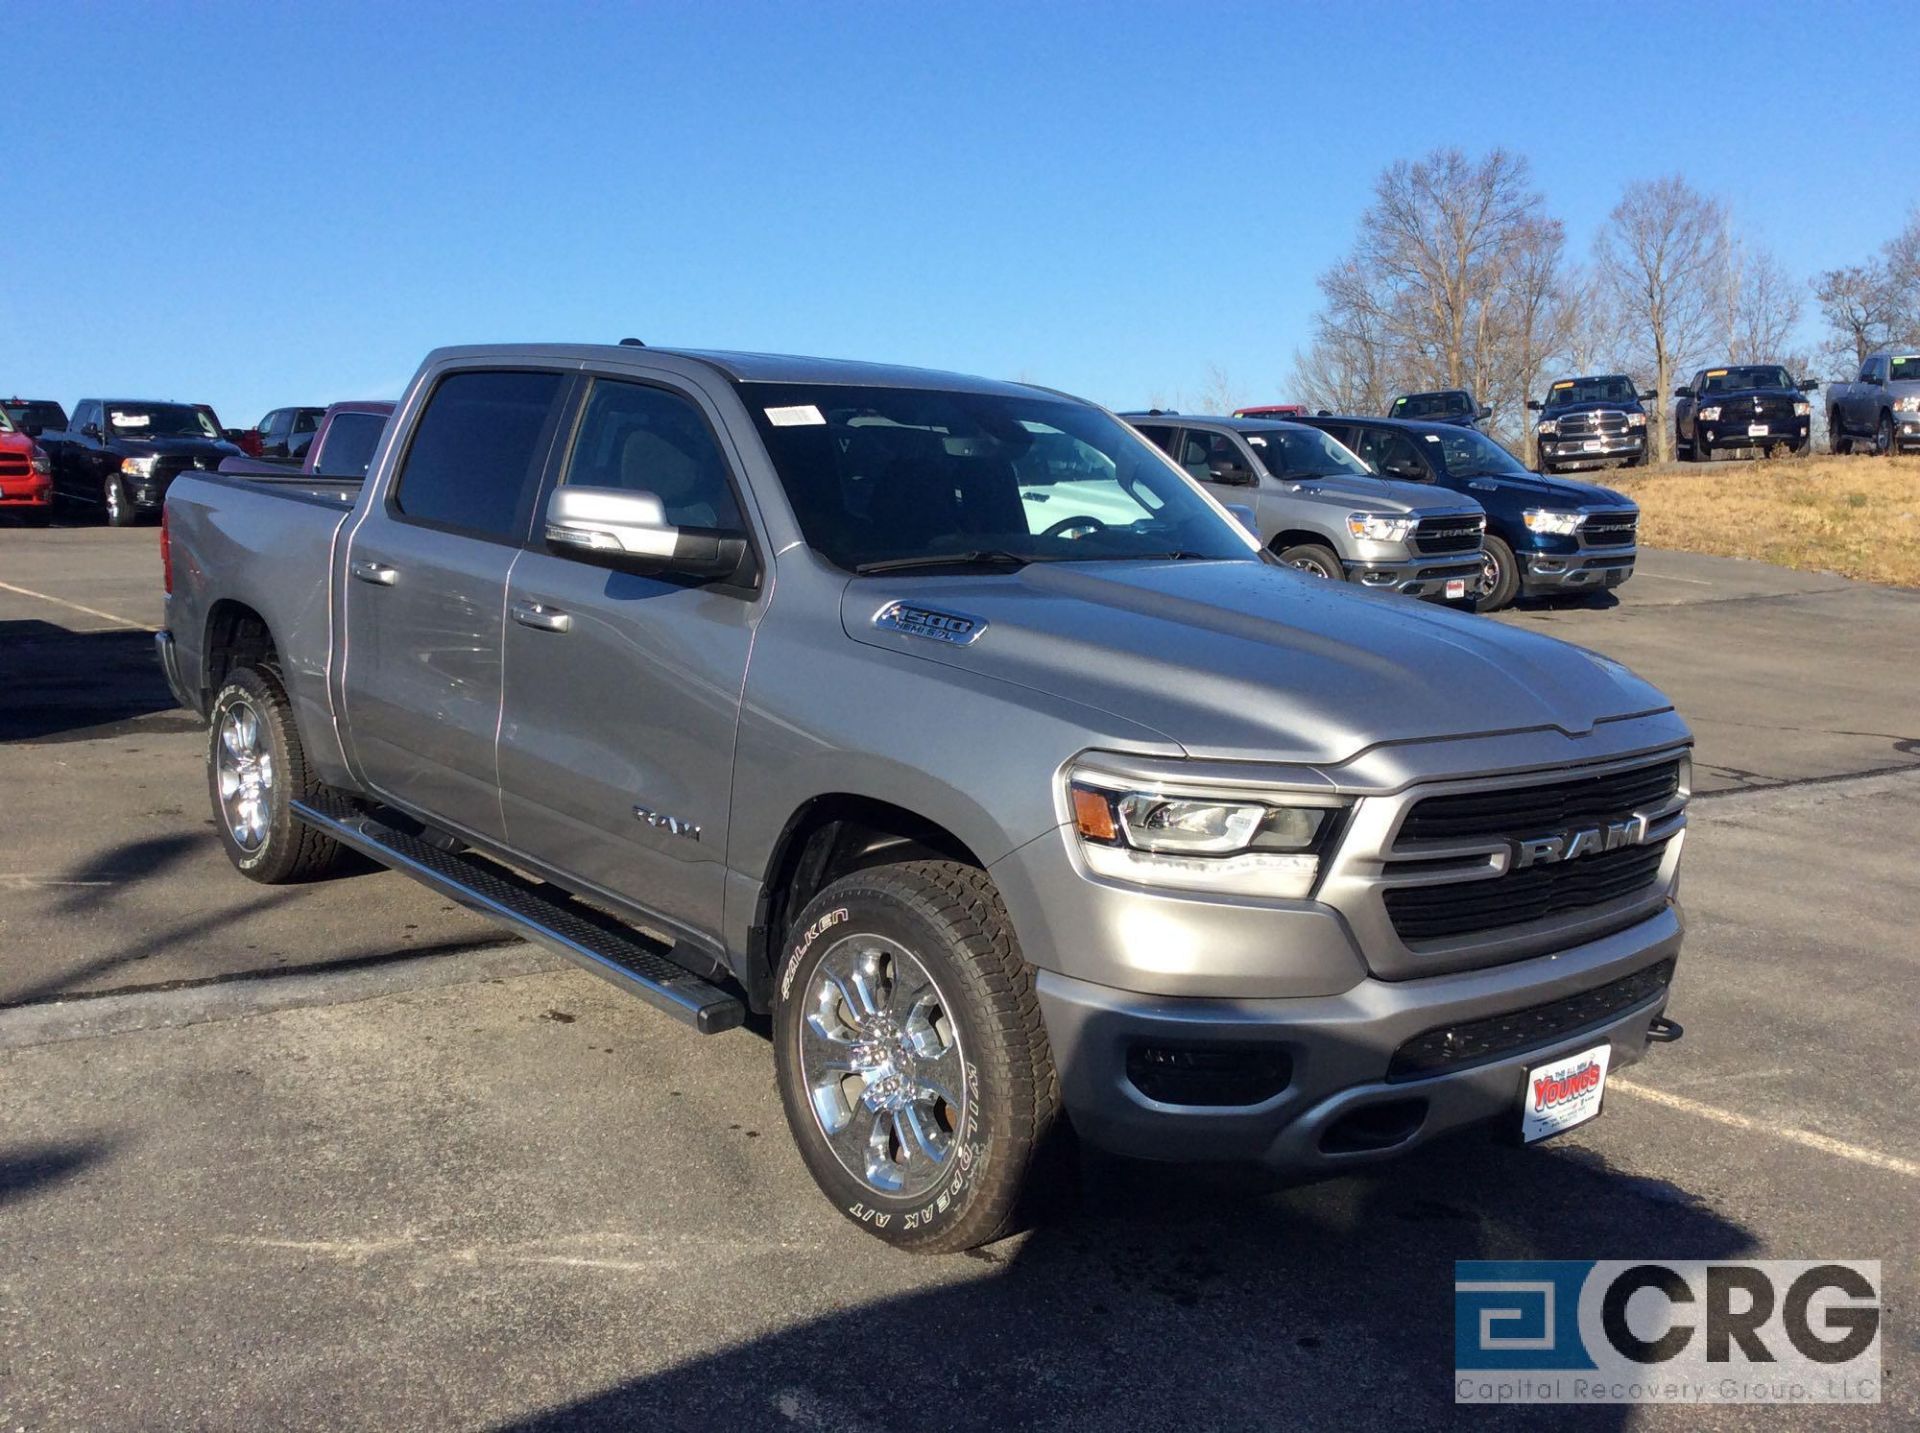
313, 412, 387, 479
392, 370, 564, 541
562, 378, 743, 531
1133, 424, 1177, 455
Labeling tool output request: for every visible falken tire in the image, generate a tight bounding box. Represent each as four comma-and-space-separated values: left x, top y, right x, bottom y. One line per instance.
1475, 533, 1521, 612
207, 664, 349, 884
773, 860, 1065, 1254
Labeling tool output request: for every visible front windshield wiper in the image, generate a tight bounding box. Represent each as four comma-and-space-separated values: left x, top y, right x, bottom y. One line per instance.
854, 550, 1037, 575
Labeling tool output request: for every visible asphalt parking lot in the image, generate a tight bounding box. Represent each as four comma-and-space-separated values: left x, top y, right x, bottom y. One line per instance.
2, 525, 1915, 1430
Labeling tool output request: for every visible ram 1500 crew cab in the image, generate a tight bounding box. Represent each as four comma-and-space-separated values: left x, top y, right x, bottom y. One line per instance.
160, 344, 1691, 1253
1125, 414, 1486, 604
1826, 350, 1920, 456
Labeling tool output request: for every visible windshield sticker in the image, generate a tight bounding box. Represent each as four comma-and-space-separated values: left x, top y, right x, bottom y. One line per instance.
110, 412, 150, 427
1424, 434, 1440, 442
1247, 435, 1267, 446
1706, 369, 1727, 378
765, 404, 825, 427
1553, 381, 1573, 390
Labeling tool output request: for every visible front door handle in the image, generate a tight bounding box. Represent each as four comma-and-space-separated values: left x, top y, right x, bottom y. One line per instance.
351, 558, 398, 586
510, 600, 572, 633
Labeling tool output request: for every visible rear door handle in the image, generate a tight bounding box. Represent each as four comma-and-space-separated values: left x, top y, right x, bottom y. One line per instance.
351, 558, 398, 586
510, 600, 572, 633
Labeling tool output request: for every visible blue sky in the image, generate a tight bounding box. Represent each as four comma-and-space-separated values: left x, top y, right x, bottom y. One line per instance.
5, 0, 1902, 423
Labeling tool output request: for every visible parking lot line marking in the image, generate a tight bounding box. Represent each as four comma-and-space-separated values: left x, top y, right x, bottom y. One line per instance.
1636, 572, 1714, 586
0, 579, 151, 631
1611, 1079, 1919, 1178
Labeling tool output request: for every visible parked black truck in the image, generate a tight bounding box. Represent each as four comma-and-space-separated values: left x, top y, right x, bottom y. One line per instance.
1528, 375, 1654, 474
1673, 365, 1817, 461
37, 399, 241, 524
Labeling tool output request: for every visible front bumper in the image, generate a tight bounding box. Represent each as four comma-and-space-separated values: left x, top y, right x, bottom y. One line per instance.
1521, 545, 1635, 595
0, 476, 53, 508
1343, 552, 1484, 603
1541, 433, 1645, 466
1698, 418, 1808, 453
1036, 903, 1682, 1174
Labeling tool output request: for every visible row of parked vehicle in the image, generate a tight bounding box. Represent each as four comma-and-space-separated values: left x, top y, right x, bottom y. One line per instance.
154, 339, 1694, 1252
0, 396, 392, 526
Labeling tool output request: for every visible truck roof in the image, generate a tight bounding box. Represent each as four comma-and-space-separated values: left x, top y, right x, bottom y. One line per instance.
420, 344, 1051, 399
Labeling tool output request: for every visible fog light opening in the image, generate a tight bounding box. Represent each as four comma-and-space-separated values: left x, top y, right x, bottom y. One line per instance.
1125, 1042, 1292, 1107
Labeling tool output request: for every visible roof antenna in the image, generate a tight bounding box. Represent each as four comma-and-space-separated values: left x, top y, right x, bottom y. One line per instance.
619, 337, 646, 347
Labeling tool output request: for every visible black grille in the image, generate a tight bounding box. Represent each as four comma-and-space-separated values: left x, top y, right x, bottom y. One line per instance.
1387, 958, 1675, 1080
1385, 839, 1670, 942
0, 454, 31, 477
1412, 515, 1484, 554
1400, 760, 1679, 844
1580, 511, 1638, 547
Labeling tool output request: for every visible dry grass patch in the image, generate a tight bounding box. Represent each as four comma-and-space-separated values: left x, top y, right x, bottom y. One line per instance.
1608, 454, 1920, 588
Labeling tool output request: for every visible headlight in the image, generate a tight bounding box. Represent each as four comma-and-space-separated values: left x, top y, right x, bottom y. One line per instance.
1523, 508, 1586, 536
1626, 412, 1647, 429
31, 448, 50, 475
1345, 511, 1416, 542
1697, 405, 1721, 422
1793, 402, 1811, 417
120, 456, 158, 477
1894, 395, 1920, 414
1068, 773, 1345, 899
1536, 419, 1559, 436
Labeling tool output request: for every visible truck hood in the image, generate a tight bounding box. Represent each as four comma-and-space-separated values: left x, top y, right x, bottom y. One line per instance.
1539, 400, 1646, 419
843, 559, 1671, 764
1698, 387, 1802, 404
112, 435, 241, 458
1278, 472, 1480, 515
1452, 468, 1634, 507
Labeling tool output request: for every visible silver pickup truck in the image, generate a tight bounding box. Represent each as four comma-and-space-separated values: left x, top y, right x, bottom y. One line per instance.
159, 343, 1691, 1253
1826, 349, 1920, 455
1125, 415, 1487, 604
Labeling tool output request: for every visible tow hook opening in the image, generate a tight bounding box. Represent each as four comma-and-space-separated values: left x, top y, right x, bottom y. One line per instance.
1319, 1097, 1428, 1155
1646, 1015, 1684, 1045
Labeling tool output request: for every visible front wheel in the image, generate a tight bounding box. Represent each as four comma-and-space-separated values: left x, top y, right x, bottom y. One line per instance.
1879, 414, 1897, 457
207, 665, 350, 883
1476, 534, 1521, 612
1275, 541, 1343, 580
774, 860, 1064, 1253
1830, 417, 1850, 455
103, 474, 137, 527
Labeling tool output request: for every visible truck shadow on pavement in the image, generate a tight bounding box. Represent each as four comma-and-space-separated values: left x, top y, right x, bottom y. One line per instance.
0, 620, 191, 743
0, 1136, 114, 1212
500, 1132, 1756, 1432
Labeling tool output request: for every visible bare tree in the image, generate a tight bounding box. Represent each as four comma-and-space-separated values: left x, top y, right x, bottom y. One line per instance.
1723, 242, 1804, 368
1594, 176, 1728, 463
1811, 211, 1920, 378
1194, 363, 1245, 415
1293, 148, 1568, 442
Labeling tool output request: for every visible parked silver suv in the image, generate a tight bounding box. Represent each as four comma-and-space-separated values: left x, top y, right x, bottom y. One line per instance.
1128, 415, 1486, 604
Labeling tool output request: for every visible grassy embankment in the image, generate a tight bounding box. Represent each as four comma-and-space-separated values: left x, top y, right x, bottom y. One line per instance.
1607, 454, 1920, 588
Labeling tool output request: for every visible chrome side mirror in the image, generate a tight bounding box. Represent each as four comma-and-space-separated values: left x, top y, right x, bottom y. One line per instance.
544, 485, 748, 581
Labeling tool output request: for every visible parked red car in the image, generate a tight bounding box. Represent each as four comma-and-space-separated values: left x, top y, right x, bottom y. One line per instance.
1233, 403, 1307, 418
0, 405, 54, 523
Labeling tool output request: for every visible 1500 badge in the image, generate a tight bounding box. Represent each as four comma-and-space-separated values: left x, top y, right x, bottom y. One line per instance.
872, 602, 987, 646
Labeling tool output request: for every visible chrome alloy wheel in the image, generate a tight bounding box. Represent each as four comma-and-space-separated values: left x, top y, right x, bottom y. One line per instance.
105, 479, 124, 524
215, 699, 274, 850
799, 934, 967, 1199
1288, 554, 1336, 579
1478, 547, 1501, 596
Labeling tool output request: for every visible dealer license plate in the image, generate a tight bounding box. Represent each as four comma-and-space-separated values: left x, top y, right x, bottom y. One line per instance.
1445, 578, 1468, 600
1581, 439, 1603, 451
1747, 423, 1769, 437
1521, 1042, 1611, 1143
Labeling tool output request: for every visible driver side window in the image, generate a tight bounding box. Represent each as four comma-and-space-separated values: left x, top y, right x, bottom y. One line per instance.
1359, 429, 1426, 479
563, 378, 744, 531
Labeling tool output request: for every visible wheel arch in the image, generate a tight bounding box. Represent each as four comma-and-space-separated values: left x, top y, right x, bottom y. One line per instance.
202, 599, 279, 697
1268, 527, 1341, 556
746, 793, 988, 1011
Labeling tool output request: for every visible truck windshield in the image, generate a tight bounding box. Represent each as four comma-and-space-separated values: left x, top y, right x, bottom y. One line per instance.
1545, 377, 1637, 406
1429, 428, 1530, 478
1391, 393, 1469, 418
1699, 367, 1793, 394
107, 404, 221, 439
1890, 356, 1920, 383
745, 384, 1257, 572
3, 401, 65, 432
0, 408, 12, 433
1243, 426, 1371, 479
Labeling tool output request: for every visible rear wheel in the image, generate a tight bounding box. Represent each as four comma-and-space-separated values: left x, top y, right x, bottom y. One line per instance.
1475, 534, 1521, 612
1276, 541, 1342, 581
103, 475, 136, 527
774, 860, 1065, 1253
207, 665, 349, 883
